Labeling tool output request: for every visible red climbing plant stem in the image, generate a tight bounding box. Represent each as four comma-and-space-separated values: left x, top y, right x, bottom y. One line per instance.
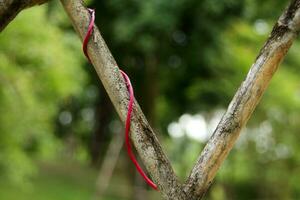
82, 8, 95, 63
82, 8, 158, 190
120, 70, 158, 190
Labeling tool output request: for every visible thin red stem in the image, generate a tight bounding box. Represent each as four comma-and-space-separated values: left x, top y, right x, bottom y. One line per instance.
120, 70, 158, 190
82, 7, 157, 190
82, 8, 95, 63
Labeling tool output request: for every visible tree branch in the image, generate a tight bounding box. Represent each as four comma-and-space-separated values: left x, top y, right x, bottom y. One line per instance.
0, 0, 48, 32
59, 0, 185, 199
59, 0, 300, 199
184, 0, 300, 199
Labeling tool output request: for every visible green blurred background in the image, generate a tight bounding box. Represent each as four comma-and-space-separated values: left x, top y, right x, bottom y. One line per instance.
1, 0, 300, 199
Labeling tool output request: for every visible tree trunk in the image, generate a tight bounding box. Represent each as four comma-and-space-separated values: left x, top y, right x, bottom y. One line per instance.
2, 0, 299, 199
59, 0, 300, 198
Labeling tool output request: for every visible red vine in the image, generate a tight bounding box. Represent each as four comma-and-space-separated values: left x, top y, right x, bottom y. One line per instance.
82, 8, 95, 63
82, 8, 157, 190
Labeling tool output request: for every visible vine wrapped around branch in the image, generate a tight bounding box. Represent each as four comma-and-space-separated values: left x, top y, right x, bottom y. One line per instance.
60, 0, 184, 200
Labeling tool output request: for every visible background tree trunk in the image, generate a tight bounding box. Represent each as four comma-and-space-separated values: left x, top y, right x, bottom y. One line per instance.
90, 86, 114, 166
94, 131, 124, 199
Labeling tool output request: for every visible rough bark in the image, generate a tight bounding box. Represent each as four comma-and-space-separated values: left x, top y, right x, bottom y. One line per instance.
59, 1, 184, 200
0, 0, 49, 32
2, 0, 299, 199
57, 0, 300, 199
184, 0, 300, 199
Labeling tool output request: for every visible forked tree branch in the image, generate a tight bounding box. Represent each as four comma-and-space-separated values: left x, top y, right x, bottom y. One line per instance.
59, 0, 185, 199
184, 0, 300, 199
59, 0, 300, 199
1, 0, 299, 199
0, 0, 48, 32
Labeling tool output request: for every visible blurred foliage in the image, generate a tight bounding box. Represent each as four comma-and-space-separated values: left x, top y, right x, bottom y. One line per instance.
1, 0, 300, 199
0, 6, 86, 185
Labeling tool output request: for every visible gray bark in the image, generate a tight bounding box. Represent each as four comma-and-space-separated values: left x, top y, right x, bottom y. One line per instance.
59, 1, 185, 200
2, 0, 300, 199
184, 0, 300, 199
59, 0, 300, 199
